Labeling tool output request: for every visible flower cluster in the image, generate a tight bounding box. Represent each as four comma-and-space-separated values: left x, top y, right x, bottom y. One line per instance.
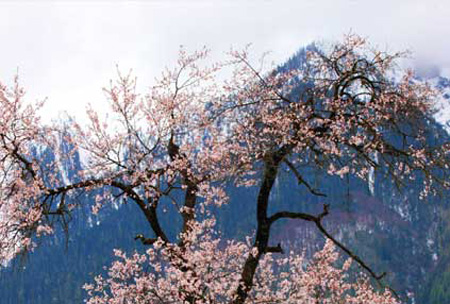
84, 218, 398, 304
0, 35, 448, 302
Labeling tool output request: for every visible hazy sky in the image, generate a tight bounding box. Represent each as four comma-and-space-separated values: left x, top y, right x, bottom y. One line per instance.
0, 0, 449, 122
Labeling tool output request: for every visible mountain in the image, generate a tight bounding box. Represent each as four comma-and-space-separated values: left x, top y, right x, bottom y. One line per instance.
414, 75, 450, 303
1, 46, 449, 304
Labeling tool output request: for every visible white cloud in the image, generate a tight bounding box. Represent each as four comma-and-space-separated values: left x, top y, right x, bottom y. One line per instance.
0, 0, 448, 122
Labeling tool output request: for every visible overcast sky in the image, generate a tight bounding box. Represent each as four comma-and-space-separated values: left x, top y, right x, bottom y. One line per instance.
0, 0, 449, 122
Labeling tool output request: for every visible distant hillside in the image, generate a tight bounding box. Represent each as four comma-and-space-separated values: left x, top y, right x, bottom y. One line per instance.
1, 45, 449, 304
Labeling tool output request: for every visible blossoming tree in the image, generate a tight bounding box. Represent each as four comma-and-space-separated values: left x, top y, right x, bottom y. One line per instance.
0, 35, 448, 303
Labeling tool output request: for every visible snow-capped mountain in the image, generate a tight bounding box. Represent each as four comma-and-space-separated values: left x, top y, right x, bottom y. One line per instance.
0, 45, 449, 304
428, 76, 450, 133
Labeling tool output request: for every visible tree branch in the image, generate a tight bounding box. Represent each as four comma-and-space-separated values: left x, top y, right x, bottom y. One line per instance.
134, 234, 158, 246
265, 243, 284, 254
269, 204, 388, 283
285, 159, 327, 197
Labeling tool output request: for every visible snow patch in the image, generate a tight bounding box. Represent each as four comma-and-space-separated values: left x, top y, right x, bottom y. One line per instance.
368, 154, 377, 196
425, 76, 450, 133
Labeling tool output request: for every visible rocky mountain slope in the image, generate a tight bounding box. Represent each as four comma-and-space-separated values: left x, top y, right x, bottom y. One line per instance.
0, 46, 449, 304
